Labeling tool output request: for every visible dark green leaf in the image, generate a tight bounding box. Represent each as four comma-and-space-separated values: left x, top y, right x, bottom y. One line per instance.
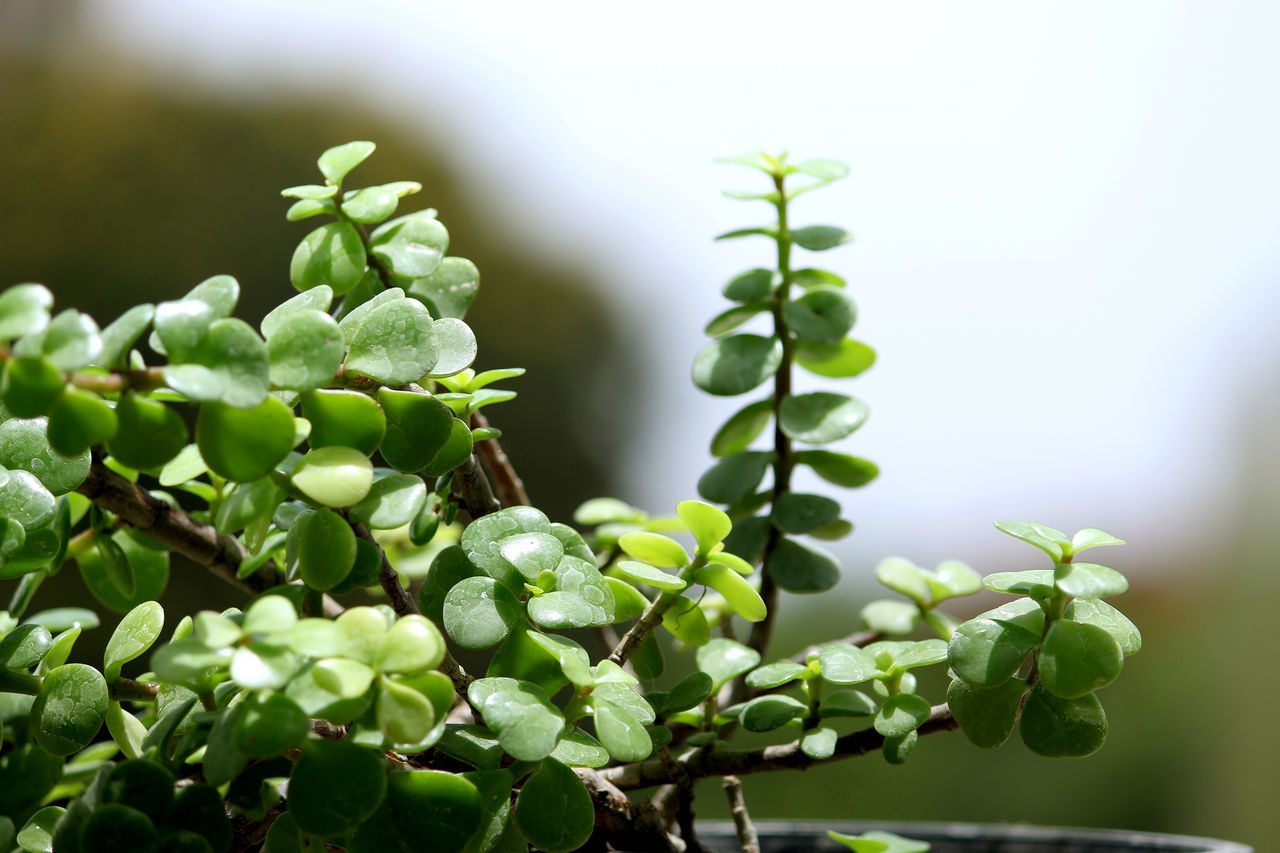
593, 700, 652, 761
0, 744, 61, 814
107, 394, 188, 470
948, 677, 1027, 750
691, 334, 782, 397
420, 416, 474, 476
710, 398, 772, 457
233, 692, 308, 758
47, 389, 117, 456
1019, 685, 1107, 757
1065, 599, 1141, 655
819, 688, 877, 718
301, 389, 386, 455
1038, 620, 1123, 698
1055, 562, 1128, 599
779, 392, 868, 444
196, 397, 296, 482
783, 287, 856, 343
295, 507, 356, 591
78, 804, 156, 853
795, 450, 878, 487
948, 599, 1044, 688
772, 492, 840, 534
0, 623, 52, 668
378, 388, 453, 472
722, 268, 776, 302
705, 302, 768, 336
873, 692, 931, 737
2, 357, 64, 418
288, 738, 387, 837
514, 758, 593, 853
350, 474, 427, 530
103, 601, 164, 681
163, 784, 231, 853
661, 672, 714, 715
468, 677, 564, 762
697, 451, 771, 504
790, 225, 852, 251
767, 536, 840, 593
740, 694, 806, 732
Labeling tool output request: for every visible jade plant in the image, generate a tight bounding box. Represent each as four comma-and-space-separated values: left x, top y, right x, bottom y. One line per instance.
0, 142, 1139, 853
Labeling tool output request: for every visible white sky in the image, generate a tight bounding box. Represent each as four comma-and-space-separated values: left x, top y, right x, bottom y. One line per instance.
80, 0, 1280, 575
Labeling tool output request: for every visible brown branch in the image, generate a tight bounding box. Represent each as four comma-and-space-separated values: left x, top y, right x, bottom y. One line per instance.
469, 411, 529, 507
348, 519, 418, 618
658, 745, 705, 853
601, 703, 958, 790
722, 776, 760, 853
453, 455, 501, 519
576, 768, 677, 853
608, 589, 679, 667
76, 459, 343, 618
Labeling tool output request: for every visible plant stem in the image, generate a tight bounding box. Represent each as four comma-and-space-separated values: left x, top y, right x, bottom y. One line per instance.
470, 411, 529, 507
608, 559, 705, 666
722, 775, 760, 853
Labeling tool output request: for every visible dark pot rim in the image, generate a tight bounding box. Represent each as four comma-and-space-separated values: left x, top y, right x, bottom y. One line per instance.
695, 820, 1253, 853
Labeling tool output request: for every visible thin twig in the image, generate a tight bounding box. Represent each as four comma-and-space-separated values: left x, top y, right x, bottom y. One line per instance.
658, 746, 705, 853
348, 519, 418, 618
608, 590, 678, 667
788, 630, 881, 664
722, 776, 760, 853
469, 411, 529, 507
453, 455, 502, 519
602, 703, 958, 790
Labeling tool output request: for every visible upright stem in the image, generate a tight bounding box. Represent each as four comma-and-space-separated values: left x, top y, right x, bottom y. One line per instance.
743, 174, 795, 664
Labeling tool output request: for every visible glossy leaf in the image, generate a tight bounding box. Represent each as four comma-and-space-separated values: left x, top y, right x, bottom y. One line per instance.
1065, 598, 1141, 655
710, 398, 772, 457
292, 446, 373, 507
615, 560, 684, 591
1019, 686, 1108, 757
196, 397, 296, 482
874, 693, 931, 737
1068, 527, 1126, 555
790, 225, 852, 251
443, 577, 522, 649
773, 492, 840, 534
982, 570, 1056, 599
378, 388, 453, 472
375, 615, 445, 674
819, 688, 877, 718
746, 661, 808, 690
428, 318, 478, 377
593, 700, 652, 761
0, 418, 85, 495
818, 645, 878, 685
695, 564, 766, 621
619, 531, 687, 568
948, 599, 1044, 688
103, 601, 164, 681
32, 663, 108, 756
994, 520, 1069, 562
266, 309, 343, 391
1055, 562, 1129, 599
107, 393, 188, 471
0, 468, 56, 529
371, 213, 449, 279
705, 302, 768, 336
2, 357, 64, 418
0, 623, 52, 668
164, 318, 270, 409
295, 507, 356, 590
345, 296, 438, 384
407, 257, 480, 319
0, 284, 52, 339
947, 677, 1027, 750
795, 450, 878, 487
301, 389, 385, 455
801, 726, 838, 760
469, 677, 564, 761
779, 392, 867, 444
1037, 620, 1123, 698
677, 499, 731, 557
291, 221, 369, 295
420, 416, 474, 476
47, 389, 117, 456
722, 268, 776, 302
499, 532, 564, 580
795, 337, 876, 378
350, 474, 427, 529
741, 694, 806, 732
692, 334, 782, 397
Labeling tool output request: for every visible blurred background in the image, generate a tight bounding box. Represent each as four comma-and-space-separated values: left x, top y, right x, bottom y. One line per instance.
2, 1, 1277, 848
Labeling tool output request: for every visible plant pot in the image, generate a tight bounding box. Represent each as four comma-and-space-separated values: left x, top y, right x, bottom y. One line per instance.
695, 821, 1253, 853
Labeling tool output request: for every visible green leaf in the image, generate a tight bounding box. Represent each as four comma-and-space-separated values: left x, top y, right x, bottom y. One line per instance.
677, 500, 731, 556
18, 806, 63, 853
767, 536, 840, 593
342, 185, 401, 224
103, 601, 164, 681
947, 677, 1028, 750
0, 623, 52, 668
695, 564, 766, 622
779, 392, 868, 444
660, 595, 709, 645
313, 658, 375, 699
818, 645, 878, 685
1038, 620, 1123, 699
295, 507, 356, 591
1055, 562, 1128, 599
47, 389, 117, 456
792, 159, 850, 181
468, 677, 565, 761
746, 661, 808, 690
234, 691, 309, 757
281, 183, 339, 200
462, 506, 552, 589
790, 225, 852, 251
345, 296, 438, 384
289, 738, 387, 837
819, 688, 877, 718
375, 615, 445, 674
0, 284, 52, 339
292, 446, 374, 507
722, 268, 776, 302
661, 672, 714, 715
164, 317, 271, 408
604, 577, 650, 622
421, 416, 474, 477
994, 520, 1070, 562
772, 492, 840, 534
593, 700, 652, 761
265, 309, 343, 391
828, 830, 929, 853
428, 318, 478, 377
371, 212, 450, 279
615, 560, 686, 592
692, 334, 782, 396
351, 770, 481, 853
526, 632, 593, 687
230, 643, 299, 690
801, 726, 838, 759
618, 531, 687, 568
873, 692, 931, 737
378, 388, 453, 473
1068, 527, 1126, 555
2, 357, 64, 418
407, 257, 480, 320
860, 600, 920, 636
983, 570, 1056, 599
948, 599, 1044, 688
1065, 598, 1141, 655
783, 287, 856, 343
551, 727, 610, 768
261, 286, 334, 339
514, 758, 593, 853
795, 450, 878, 487
301, 389, 386, 455
795, 337, 876, 378
1019, 685, 1107, 757
710, 398, 772, 457
165, 785, 232, 853
0, 744, 62, 814
102, 759, 175, 822
32, 663, 108, 756
716, 152, 779, 174
499, 532, 564, 580
377, 674, 439, 744
740, 694, 806, 732
697, 451, 771, 505
0, 468, 56, 530
696, 638, 761, 690
107, 393, 187, 470
77, 532, 167, 614
291, 221, 369, 295
95, 304, 156, 369
77, 804, 156, 853
350, 474, 427, 529
20, 309, 102, 371
527, 591, 600, 631
317, 141, 376, 185
705, 302, 769, 336
792, 268, 846, 289
196, 397, 296, 482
